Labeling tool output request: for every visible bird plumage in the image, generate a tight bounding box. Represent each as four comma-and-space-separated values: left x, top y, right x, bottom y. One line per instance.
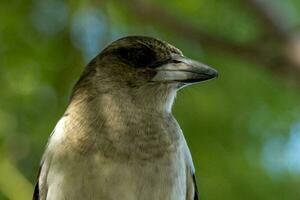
33, 36, 217, 200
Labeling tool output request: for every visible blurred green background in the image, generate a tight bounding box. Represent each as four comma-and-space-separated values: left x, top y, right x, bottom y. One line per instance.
1, 0, 300, 199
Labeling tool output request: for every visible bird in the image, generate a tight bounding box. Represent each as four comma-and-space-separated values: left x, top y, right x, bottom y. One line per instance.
33, 36, 218, 200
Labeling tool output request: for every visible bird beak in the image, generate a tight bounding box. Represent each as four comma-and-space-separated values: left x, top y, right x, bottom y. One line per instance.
152, 55, 218, 83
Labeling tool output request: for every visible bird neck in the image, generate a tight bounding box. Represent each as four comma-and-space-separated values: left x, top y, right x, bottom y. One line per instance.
63, 86, 181, 158
70, 82, 177, 113
126, 84, 177, 113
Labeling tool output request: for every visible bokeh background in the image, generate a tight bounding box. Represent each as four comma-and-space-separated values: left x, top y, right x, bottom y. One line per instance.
1, 0, 300, 199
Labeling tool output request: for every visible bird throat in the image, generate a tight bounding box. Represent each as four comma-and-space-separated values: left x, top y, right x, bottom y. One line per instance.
64, 86, 181, 161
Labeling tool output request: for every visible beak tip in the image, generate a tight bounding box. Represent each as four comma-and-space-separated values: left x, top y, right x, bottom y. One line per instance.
207, 68, 218, 79
212, 69, 219, 78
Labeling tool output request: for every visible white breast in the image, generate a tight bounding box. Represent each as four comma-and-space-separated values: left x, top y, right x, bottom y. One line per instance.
43, 145, 187, 200
40, 112, 190, 200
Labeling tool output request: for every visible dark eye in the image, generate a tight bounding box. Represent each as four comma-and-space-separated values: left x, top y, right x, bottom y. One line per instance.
173, 60, 182, 64
117, 47, 156, 68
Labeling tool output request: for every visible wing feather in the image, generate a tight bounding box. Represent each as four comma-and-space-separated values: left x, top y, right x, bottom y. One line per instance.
32, 166, 41, 200
193, 174, 199, 200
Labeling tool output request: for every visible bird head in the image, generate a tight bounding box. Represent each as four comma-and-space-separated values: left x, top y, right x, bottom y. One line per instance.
72, 36, 218, 112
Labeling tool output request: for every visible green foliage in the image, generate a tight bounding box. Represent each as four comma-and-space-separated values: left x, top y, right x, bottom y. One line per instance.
1, 0, 300, 199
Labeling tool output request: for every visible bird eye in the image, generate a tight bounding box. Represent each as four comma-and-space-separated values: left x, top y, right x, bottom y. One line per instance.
173, 60, 182, 64
117, 47, 156, 68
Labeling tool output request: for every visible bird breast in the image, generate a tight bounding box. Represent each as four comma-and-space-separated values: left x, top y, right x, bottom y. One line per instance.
44, 113, 188, 200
